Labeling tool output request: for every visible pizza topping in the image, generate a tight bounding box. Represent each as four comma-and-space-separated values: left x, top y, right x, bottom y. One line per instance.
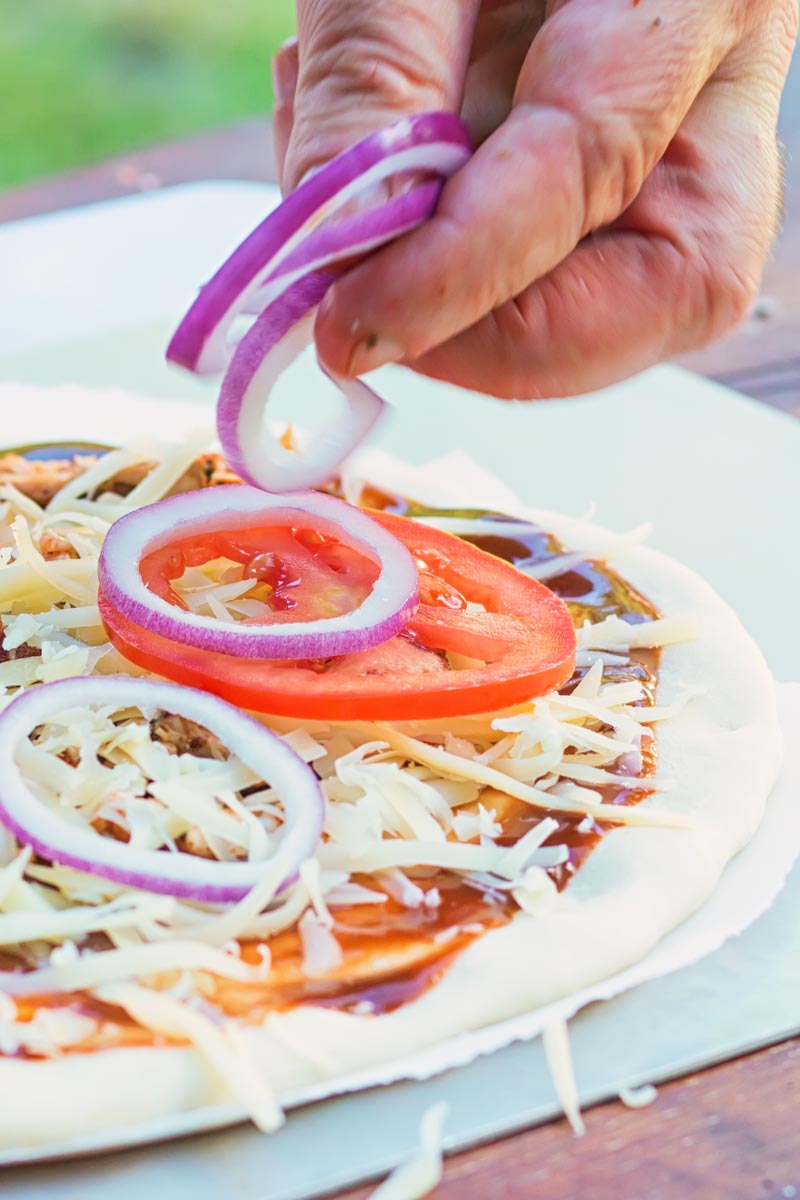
0, 676, 324, 902
366, 1101, 448, 1200
0, 437, 695, 1117
0, 892, 174, 947
299, 909, 344, 977
98, 982, 284, 1133
542, 1018, 586, 1137
619, 1082, 658, 1109
577, 613, 699, 652
166, 113, 469, 490
99, 511, 577, 721
0, 940, 270, 997
472, 522, 654, 586
369, 726, 689, 829
44, 429, 217, 523
98, 486, 419, 660
0, 449, 115, 510
217, 274, 388, 493
0, 999, 99, 1057
0, 627, 676, 1000
167, 113, 470, 377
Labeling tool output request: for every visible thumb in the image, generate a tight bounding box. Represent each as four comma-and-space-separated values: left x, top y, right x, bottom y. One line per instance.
282, 0, 480, 192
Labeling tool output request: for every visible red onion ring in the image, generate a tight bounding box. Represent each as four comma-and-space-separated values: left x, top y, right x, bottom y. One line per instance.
167, 112, 470, 375
216, 271, 388, 492
167, 112, 470, 492
0, 676, 324, 902
241, 180, 442, 314
97, 485, 419, 659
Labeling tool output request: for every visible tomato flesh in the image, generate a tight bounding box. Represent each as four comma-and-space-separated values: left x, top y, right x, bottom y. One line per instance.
101, 510, 576, 721
139, 524, 378, 624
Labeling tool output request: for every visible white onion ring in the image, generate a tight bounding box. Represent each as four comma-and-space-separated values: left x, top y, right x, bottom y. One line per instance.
0, 676, 324, 902
97, 485, 419, 659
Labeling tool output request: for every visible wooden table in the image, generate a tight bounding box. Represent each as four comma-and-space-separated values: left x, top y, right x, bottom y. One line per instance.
2, 54, 799, 1200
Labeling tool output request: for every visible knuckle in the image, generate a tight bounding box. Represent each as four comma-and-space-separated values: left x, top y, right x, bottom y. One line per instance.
486, 288, 574, 401
512, 98, 647, 243
300, 37, 418, 110
685, 140, 783, 345
297, 28, 449, 114
737, 0, 798, 90
518, 14, 673, 234
285, 27, 449, 189
714, 262, 762, 332
689, 239, 764, 346
573, 110, 649, 232
772, 0, 799, 61
745, 0, 798, 44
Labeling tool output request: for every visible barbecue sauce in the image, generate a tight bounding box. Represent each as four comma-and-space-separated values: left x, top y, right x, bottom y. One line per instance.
3, 461, 661, 1051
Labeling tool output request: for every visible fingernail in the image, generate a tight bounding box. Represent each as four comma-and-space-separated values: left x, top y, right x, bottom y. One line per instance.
271, 38, 298, 109
349, 332, 406, 376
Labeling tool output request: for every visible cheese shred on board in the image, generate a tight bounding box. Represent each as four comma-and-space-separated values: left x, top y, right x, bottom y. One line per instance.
0, 437, 698, 1132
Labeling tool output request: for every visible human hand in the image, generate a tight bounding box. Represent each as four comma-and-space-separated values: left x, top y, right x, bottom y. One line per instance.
273, 1, 797, 399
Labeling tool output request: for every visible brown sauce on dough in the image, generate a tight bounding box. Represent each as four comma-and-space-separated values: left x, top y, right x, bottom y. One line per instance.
12, 883, 513, 1052
360, 488, 661, 900
1, 456, 661, 1050
223, 879, 511, 1018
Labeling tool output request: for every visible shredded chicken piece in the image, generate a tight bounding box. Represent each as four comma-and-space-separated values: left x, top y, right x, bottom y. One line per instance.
0, 620, 39, 664
102, 453, 240, 499
170, 453, 241, 492
38, 530, 79, 560
0, 450, 242, 509
0, 453, 96, 507
150, 712, 229, 760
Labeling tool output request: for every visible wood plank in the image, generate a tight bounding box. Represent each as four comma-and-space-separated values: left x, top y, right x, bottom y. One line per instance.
336, 1037, 800, 1200
0, 119, 277, 224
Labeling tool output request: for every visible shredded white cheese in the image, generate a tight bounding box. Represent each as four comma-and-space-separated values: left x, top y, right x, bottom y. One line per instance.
542, 1018, 585, 1137
372, 726, 692, 829
366, 1102, 449, 1200
3, 940, 270, 995
99, 982, 283, 1133
0, 893, 174, 946
0, 1003, 99, 1057
619, 1082, 658, 1108
0, 435, 699, 1137
577, 613, 699, 652
299, 909, 344, 977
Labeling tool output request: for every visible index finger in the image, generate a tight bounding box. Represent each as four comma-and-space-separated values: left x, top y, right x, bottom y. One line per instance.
284, 0, 480, 191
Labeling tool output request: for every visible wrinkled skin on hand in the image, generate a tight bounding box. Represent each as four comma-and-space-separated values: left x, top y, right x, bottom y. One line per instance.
272, 0, 797, 400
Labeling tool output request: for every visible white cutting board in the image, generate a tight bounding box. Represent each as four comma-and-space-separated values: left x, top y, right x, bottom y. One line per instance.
2, 183, 800, 1200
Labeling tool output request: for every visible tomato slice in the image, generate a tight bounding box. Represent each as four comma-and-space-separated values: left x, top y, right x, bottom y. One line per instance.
138, 523, 379, 623
100, 511, 576, 721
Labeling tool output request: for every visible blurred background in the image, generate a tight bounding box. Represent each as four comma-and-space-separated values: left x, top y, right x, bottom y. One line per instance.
1, 0, 296, 187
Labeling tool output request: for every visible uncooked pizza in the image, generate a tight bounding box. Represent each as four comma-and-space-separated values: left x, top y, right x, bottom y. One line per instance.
0, 427, 779, 1151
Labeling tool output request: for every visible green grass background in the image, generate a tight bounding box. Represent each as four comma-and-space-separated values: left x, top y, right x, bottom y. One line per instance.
1, 0, 297, 187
